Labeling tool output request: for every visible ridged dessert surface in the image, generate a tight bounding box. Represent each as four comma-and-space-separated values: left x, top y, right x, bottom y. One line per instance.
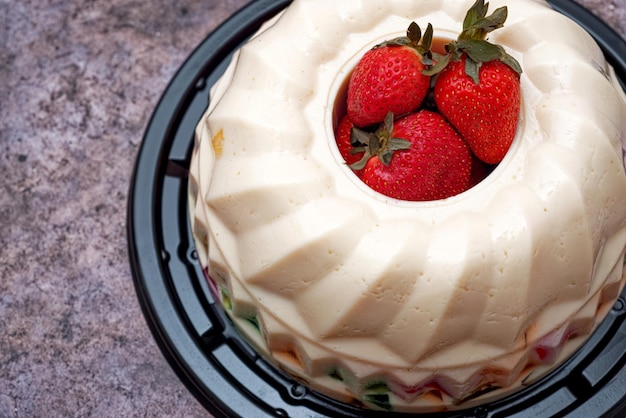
189, 0, 626, 411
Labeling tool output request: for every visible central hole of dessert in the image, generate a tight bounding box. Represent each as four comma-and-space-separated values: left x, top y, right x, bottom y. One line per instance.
332, 30, 518, 202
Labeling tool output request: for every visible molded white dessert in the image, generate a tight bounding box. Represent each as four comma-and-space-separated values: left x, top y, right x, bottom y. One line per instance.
188, 0, 626, 412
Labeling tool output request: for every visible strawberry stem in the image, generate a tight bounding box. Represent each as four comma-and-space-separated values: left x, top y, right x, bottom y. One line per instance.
460, 0, 507, 41
349, 112, 411, 170
422, 0, 522, 83
376, 22, 435, 63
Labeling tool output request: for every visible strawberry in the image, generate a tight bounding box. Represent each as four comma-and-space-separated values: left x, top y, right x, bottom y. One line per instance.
469, 153, 491, 187
347, 22, 434, 128
335, 114, 365, 174
434, 57, 520, 164
350, 111, 472, 201
427, 0, 522, 164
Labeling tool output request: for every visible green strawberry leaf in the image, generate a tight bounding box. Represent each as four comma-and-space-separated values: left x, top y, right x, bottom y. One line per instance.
380, 150, 394, 166
463, 0, 489, 32
380, 36, 410, 48
459, 39, 522, 78
381, 111, 395, 134
454, 37, 522, 81
465, 58, 482, 84
388, 137, 411, 151
350, 146, 366, 155
348, 127, 375, 170
347, 112, 412, 170
421, 23, 434, 52
426, 0, 522, 79
407, 21, 421, 44
500, 53, 523, 75
462, 6, 507, 40
350, 126, 373, 147
369, 134, 382, 156
459, 39, 505, 63
422, 51, 451, 76
349, 150, 371, 170
376, 22, 434, 60
471, 6, 508, 33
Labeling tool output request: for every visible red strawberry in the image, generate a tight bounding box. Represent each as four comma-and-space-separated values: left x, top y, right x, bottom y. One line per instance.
335, 114, 365, 174
434, 57, 520, 164
347, 22, 434, 128
351, 111, 472, 201
469, 153, 491, 187
427, 0, 522, 164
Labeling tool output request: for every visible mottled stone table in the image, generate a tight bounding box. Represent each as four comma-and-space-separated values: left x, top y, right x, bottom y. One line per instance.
1, 0, 625, 417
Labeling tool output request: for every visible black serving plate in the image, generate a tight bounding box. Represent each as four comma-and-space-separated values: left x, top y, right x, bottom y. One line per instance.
127, 1, 626, 416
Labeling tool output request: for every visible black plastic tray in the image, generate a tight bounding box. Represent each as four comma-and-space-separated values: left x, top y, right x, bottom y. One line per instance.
127, 1, 626, 416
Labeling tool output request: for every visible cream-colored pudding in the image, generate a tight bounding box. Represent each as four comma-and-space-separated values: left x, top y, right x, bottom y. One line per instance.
189, 0, 626, 412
